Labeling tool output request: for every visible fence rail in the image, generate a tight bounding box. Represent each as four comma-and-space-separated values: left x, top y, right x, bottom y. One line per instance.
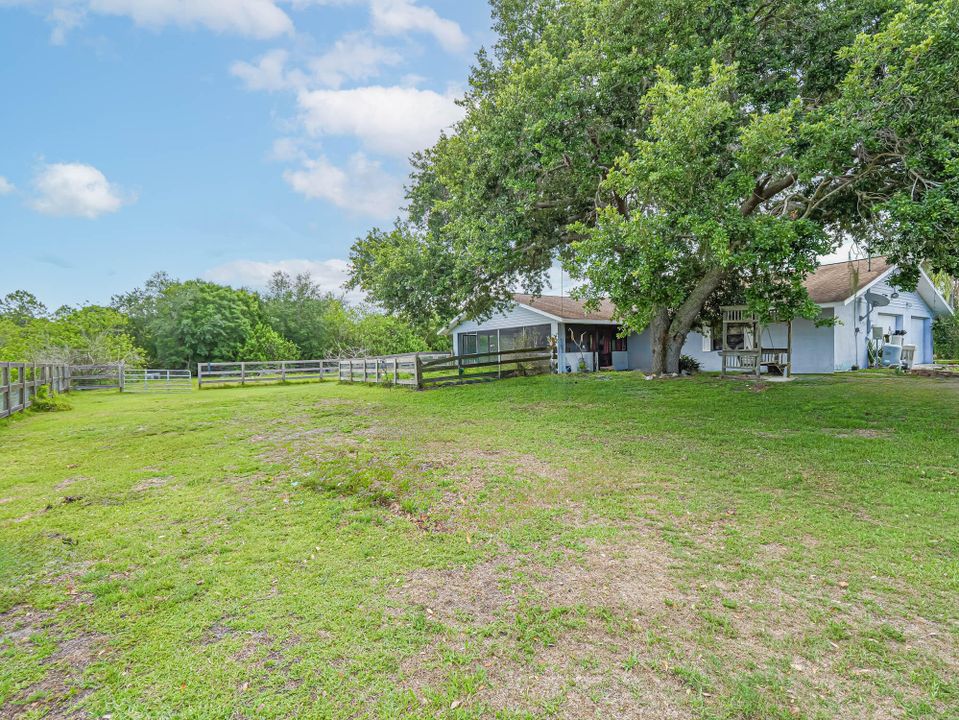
1, 362, 71, 419
338, 347, 553, 389
123, 368, 193, 393
70, 364, 123, 391
197, 359, 341, 388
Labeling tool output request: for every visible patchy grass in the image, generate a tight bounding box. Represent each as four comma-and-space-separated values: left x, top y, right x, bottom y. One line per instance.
1, 372, 957, 719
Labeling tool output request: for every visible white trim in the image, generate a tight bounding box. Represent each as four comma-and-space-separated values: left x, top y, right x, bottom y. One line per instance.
513, 302, 566, 323
447, 301, 618, 334
917, 267, 954, 317
840, 264, 953, 317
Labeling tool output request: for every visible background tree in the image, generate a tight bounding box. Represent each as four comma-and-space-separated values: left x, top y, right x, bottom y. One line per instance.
349, 0, 959, 373
111, 271, 176, 358
0, 305, 144, 365
0, 290, 49, 326
260, 272, 344, 359
150, 281, 262, 369
239, 322, 300, 362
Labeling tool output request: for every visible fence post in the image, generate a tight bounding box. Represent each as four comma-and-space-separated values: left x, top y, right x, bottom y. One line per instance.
393, 359, 398, 386
414, 354, 423, 390
281, 361, 286, 383
198, 364, 204, 389
241, 362, 246, 386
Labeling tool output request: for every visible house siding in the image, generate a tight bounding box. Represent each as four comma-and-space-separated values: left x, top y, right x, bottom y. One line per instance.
676, 312, 834, 374
450, 273, 943, 374
837, 275, 935, 369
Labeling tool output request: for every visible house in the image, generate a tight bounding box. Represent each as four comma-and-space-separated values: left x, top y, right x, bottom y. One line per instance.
447, 258, 953, 374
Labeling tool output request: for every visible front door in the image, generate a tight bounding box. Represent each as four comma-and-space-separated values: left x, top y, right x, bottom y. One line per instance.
598, 328, 613, 368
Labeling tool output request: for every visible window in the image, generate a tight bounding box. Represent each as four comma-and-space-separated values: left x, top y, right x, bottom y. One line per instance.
500, 324, 551, 350
702, 325, 722, 352
460, 324, 550, 359
459, 333, 477, 356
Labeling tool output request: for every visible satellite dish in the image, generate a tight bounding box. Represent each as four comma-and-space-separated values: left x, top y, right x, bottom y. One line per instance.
865, 291, 890, 307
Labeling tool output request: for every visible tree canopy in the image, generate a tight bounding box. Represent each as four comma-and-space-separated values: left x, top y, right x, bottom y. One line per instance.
349, 0, 959, 373
1, 272, 438, 369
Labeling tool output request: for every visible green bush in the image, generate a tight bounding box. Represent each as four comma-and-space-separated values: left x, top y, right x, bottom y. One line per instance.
679, 355, 702, 374
933, 315, 959, 360
30, 385, 72, 413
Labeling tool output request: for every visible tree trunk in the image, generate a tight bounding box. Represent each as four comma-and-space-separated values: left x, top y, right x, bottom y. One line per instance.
667, 265, 727, 373
649, 308, 671, 375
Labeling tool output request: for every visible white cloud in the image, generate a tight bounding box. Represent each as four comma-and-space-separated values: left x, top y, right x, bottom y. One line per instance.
48, 6, 85, 44
30, 162, 134, 218
0, 176, 14, 195
297, 85, 462, 157
307, 34, 403, 88
284, 1, 467, 52
232, 36, 402, 93
204, 257, 362, 301
370, 0, 468, 52
269, 137, 307, 162
4, 0, 294, 41
231, 49, 302, 92
283, 152, 404, 218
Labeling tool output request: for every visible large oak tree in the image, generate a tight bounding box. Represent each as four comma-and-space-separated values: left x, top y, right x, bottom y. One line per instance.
350, 0, 959, 373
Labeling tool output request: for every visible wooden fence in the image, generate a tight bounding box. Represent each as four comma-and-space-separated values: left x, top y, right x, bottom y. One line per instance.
197, 359, 341, 388
337, 353, 449, 388
338, 347, 554, 389
70, 364, 123, 391
1, 362, 71, 419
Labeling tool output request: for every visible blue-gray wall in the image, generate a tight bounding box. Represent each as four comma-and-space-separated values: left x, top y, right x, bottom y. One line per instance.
625, 312, 835, 374
836, 276, 936, 368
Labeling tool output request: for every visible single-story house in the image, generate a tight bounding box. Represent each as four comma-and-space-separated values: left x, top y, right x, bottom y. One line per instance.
447, 258, 953, 374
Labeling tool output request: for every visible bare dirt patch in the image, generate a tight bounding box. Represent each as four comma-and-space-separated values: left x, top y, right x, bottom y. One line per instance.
391, 557, 521, 627
131, 476, 174, 492
1, 609, 108, 720
391, 529, 955, 719
825, 427, 891, 439
55, 476, 90, 491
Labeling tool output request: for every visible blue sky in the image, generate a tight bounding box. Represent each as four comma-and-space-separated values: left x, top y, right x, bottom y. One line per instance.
0, 0, 494, 308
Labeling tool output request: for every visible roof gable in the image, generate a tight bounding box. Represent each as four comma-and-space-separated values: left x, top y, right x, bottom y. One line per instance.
803, 257, 894, 304
512, 294, 617, 322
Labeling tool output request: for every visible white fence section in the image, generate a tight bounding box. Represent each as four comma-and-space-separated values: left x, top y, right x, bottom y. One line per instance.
123, 368, 193, 393
197, 359, 340, 388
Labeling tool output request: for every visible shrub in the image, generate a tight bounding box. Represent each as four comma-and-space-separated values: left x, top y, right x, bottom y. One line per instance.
933, 315, 959, 360
679, 355, 701, 373
30, 385, 72, 413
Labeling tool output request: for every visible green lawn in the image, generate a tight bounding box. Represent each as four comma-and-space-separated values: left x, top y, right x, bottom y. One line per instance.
1, 373, 957, 719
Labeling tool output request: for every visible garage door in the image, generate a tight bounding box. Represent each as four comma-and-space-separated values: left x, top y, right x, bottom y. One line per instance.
910, 317, 930, 364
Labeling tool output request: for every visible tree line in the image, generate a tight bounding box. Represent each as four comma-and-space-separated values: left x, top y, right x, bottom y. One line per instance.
348, 0, 959, 372
0, 272, 445, 369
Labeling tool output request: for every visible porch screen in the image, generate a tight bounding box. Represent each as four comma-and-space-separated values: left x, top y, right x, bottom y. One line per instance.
459, 324, 551, 356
